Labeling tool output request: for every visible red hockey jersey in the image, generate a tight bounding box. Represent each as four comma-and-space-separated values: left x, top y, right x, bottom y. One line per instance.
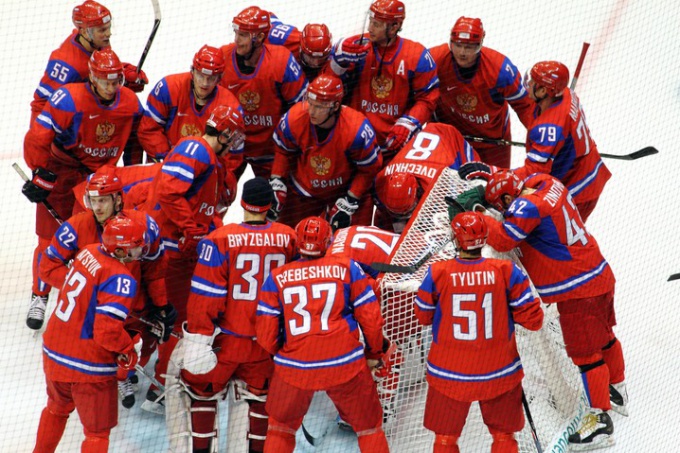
24, 83, 150, 172
415, 256, 543, 401
337, 35, 439, 157
187, 221, 296, 361
219, 43, 308, 168
40, 209, 165, 312
42, 244, 138, 382
30, 31, 92, 120
143, 136, 225, 249
430, 45, 533, 147
139, 72, 243, 162
514, 89, 611, 205
329, 225, 399, 279
256, 255, 386, 389
376, 122, 479, 192
486, 173, 616, 303
271, 103, 382, 200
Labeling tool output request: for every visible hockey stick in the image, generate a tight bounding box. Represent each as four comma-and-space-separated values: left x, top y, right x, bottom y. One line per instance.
667, 273, 680, 282
135, 363, 166, 392
463, 135, 525, 148
570, 42, 591, 91
599, 146, 658, 161
128, 312, 182, 340
12, 162, 64, 225
301, 423, 320, 446
372, 238, 452, 274
522, 390, 544, 453
135, 0, 162, 79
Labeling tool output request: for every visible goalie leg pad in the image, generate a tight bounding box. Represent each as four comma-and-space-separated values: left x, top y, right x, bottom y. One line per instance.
228, 379, 269, 453
165, 373, 193, 453
433, 434, 461, 453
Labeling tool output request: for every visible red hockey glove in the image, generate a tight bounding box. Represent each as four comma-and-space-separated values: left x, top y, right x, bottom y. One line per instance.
116, 334, 142, 380
385, 116, 420, 154
332, 36, 371, 68
328, 194, 360, 231
267, 177, 287, 222
22, 167, 57, 203
458, 161, 498, 181
179, 226, 206, 260
122, 63, 148, 93
367, 339, 397, 378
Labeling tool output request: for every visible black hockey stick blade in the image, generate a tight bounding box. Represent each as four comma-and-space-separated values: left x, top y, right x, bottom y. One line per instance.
371, 261, 417, 274
667, 273, 680, 282
600, 146, 658, 161
301, 423, 318, 446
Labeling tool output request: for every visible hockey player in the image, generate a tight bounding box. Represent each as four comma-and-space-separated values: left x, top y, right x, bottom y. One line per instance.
479, 171, 627, 449
256, 216, 391, 453
32, 216, 146, 453
373, 122, 480, 231
140, 105, 245, 413
429, 17, 533, 167
220, 6, 308, 179
23, 48, 154, 331
139, 44, 243, 164
458, 61, 611, 222
415, 211, 543, 453
30, 0, 147, 124
268, 73, 382, 230
39, 166, 173, 410
329, 225, 400, 279
172, 177, 296, 452
267, 16, 333, 81
329, 0, 439, 163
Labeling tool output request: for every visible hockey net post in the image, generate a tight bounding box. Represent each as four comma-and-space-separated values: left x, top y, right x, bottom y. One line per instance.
377, 168, 589, 452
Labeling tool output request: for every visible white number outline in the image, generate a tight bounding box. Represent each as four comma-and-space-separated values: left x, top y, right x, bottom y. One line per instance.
55, 269, 87, 322
283, 283, 337, 336
451, 292, 493, 341
233, 253, 287, 301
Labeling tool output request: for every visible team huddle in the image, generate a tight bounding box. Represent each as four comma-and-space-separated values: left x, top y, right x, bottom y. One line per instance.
22, 1, 627, 452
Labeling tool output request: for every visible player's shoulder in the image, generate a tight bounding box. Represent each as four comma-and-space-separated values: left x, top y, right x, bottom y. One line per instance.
65, 211, 97, 230
428, 43, 450, 63
337, 105, 370, 129
264, 42, 296, 64
479, 46, 508, 66
270, 220, 297, 236
214, 84, 240, 106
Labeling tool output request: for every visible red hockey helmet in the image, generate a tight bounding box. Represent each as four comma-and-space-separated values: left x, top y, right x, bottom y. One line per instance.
369, 0, 406, 23
301, 24, 333, 62
193, 45, 225, 76
529, 61, 570, 97
296, 216, 332, 257
72, 0, 112, 29
381, 172, 419, 215
451, 211, 488, 251
307, 74, 344, 107
206, 105, 246, 150
89, 48, 123, 82
101, 216, 147, 259
450, 17, 485, 44
85, 165, 123, 197
485, 170, 523, 212
232, 6, 271, 35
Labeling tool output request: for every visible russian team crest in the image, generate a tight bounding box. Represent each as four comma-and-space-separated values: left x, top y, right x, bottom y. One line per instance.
239, 90, 261, 112
371, 74, 393, 99
181, 122, 202, 138
311, 155, 331, 176
95, 121, 115, 144
456, 93, 478, 113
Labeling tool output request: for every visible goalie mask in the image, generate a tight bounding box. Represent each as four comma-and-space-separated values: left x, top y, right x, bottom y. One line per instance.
295, 216, 332, 257
451, 211, 488, 251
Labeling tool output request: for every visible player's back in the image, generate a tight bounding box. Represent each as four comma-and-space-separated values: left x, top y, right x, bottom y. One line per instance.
215, 221, 296, 336
329, 225, 399, 278
419, 256, 537, 401
43, 244, 138, 382
261, 254, 376, 389
506, 174, 615, 302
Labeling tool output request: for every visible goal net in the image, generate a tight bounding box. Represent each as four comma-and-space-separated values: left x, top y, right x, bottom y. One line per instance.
378, 167, 589, 452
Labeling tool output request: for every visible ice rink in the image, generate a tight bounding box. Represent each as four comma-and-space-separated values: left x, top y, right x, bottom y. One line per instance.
1, 0, 679, 451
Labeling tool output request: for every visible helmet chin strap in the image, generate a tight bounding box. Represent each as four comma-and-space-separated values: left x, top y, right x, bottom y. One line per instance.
532, 84, 548, 103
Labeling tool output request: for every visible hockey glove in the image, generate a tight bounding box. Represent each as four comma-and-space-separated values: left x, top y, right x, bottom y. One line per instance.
267, 176, 287, 222
181, 323, 218, 375
332, 36, 371, 69
148, 304, 178, 343
328, 194, 360, 230
116, 334, 143, 380
122, 63, 148, 93
458, 161, 496, 181
367, 339, 397, 378
385, 116, 420, 154
179, 226, 206, 260
22, 167, 57, 203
